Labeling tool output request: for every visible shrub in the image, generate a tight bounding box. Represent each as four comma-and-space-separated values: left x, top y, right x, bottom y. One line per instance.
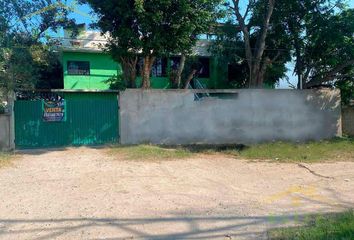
104, 75, 127, 91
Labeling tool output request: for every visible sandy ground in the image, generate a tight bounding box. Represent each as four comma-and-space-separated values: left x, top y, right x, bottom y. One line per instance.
0, 147, 353, 240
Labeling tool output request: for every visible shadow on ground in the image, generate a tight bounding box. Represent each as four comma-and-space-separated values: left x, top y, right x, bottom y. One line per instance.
0, 212, 348, 240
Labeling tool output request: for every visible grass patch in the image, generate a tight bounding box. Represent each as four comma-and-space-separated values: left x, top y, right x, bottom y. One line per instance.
109, 144, 193, 161
237, 138, 354, 162
0, 152, 14, 168
179, 138, 354, 162
109, 138, 354, 163
268, 210, 354, 240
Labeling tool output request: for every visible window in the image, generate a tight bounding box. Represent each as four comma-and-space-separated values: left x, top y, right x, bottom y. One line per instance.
198, 58, 210, 78
67, 61, 90, 75
151, 58, 167, 77
170, 57, 181, 71
136, 58, 167, 77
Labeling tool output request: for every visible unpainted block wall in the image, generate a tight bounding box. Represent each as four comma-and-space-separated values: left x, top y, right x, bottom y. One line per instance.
0, 115, 10, 150
342, 107, 354, 136
119, 89, 342, 145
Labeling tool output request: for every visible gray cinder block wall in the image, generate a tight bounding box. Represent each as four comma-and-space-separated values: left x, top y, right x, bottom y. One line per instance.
0, 92, 15, 151
0, 115, 11, 150
119, 89, 342, 145
342, 106, 354, 136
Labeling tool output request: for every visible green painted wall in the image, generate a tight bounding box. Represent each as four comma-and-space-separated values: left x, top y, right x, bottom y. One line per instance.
63, 52, 120, 90
136, 77, 171, 89
63, 51, 227, 90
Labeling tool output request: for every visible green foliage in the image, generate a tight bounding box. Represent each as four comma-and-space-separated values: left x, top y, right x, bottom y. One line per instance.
336, 79, 354, 105
303, 8, 354, 86
213, 0, 354, 92
0, 0, 75, 91
268, 0, 354, 90
0, 102, 5, 114
210, 6, 291, 88
104, 75, 127, 91
210, 22, 247, 88
34, 49, 64, 89
81, 0, 224, 87
0, 42, 64, 91
268, 210, 354, 240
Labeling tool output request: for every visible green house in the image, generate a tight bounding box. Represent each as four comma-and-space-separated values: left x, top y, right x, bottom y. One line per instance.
61, 30, 229, 90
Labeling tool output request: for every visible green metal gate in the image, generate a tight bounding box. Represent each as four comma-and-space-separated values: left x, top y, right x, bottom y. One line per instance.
14, 92, 119, 149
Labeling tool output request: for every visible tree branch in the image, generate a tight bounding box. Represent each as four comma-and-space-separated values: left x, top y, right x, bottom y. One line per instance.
231, 0, 253, 70
305, 59, 354, 88
243, 1, 253, 19
254, 0, 275, 62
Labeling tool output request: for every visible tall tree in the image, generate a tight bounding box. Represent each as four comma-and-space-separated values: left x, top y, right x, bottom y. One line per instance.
0, 0, 76, 91
211, 2, 290, 88
302, 8, 354, 89
80, 0, 141, 88
211, 24, 291, 88
270, 0, 354, 91
228, 0, 276, 88
82, 0, 222, 89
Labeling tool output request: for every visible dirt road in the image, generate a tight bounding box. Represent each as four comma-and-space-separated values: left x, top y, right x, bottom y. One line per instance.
0, 147, 353, 239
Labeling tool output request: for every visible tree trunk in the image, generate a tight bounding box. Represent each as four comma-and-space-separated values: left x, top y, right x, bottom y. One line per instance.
142, 55, 156, 89
184, 69, 198, 89
176, 55, 186, 88
232, 0, 275, 88
170, 55, 186, 89
250, 65, 260, 88
120, 56, 138, 88
293, 37, 304, 89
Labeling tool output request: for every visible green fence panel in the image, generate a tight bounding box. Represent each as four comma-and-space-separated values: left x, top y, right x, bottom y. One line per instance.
15, 92, 119, 149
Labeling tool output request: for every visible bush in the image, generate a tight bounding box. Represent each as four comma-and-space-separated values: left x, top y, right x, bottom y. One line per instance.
104, 75, 127, 91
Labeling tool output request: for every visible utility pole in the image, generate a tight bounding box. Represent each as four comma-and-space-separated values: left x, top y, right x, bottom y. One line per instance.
299, 74, 303, 90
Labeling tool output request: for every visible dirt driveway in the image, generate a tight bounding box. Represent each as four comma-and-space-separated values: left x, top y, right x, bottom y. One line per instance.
0, 147, 353, 240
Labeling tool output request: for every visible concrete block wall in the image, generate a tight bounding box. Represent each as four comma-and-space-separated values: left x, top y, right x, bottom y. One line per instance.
0, 114, 11, 150
0, 92, 15, 151
342, 106, 354, 136
119, 89, 342, 145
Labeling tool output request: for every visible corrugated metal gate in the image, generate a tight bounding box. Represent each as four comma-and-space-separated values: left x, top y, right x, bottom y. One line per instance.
14, 91, 119, 149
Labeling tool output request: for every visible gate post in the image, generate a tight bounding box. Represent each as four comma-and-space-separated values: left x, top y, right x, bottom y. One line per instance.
8, 91, 15, 150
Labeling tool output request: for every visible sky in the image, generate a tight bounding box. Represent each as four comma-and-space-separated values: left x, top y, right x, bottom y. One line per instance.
57, 0, 354, 89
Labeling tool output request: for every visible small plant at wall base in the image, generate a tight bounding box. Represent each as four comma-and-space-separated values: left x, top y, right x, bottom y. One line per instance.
104, 75, 127, 91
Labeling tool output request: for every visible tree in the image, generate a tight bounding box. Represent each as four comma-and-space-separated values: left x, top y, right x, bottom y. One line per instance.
302, 8, 354, 89
34, 48, 64, 89
228, 0, 276, 88
268, 0, 354, 98
210, 15, 291, 88
82, 0, 222, 89
0, 0, 76, 92
79, 0, 141, 88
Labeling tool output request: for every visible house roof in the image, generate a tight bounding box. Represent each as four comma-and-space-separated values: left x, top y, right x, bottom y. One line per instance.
60, 30, 212, 57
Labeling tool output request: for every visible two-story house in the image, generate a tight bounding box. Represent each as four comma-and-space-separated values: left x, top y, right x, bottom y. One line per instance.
60, 27, 229, 90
